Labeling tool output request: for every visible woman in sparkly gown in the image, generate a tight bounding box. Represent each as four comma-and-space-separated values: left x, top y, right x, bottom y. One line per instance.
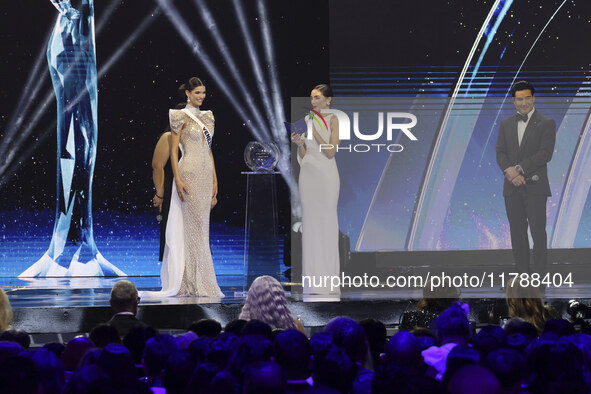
145, 77, 223, 298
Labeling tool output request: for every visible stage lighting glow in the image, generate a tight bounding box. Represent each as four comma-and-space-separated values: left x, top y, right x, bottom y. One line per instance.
232, 0, 278, 132
192, 0, 269, 136
255, 0, 292, 171
0, 6, 160, 186
0, 0, 127, 184
155, 0, 267, 143
407, 0, 503, 250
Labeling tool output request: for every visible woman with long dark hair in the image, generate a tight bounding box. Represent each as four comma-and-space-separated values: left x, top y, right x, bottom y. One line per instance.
145, 77, 223, 298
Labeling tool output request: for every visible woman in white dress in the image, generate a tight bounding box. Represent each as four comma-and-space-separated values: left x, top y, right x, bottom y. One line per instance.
144, 77, 224, 298
291, 84, 341, 300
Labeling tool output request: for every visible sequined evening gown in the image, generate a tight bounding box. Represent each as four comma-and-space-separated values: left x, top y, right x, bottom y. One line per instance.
143, 105, 224, 298
171, 106, 224, 297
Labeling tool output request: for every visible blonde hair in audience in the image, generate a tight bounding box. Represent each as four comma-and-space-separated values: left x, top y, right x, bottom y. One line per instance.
0, 288, 13, 331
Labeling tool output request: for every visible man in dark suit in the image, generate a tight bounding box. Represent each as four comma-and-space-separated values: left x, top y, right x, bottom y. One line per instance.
108, 280, 146, 338
496, 81, 556, 273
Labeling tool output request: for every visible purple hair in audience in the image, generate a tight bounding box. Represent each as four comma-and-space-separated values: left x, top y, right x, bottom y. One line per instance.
239, 275, 298, 330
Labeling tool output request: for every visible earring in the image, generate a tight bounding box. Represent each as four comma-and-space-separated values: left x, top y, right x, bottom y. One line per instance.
187, 97, 190, 102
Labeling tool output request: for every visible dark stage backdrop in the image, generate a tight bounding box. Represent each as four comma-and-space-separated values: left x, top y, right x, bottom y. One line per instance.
0, 0, 329, 276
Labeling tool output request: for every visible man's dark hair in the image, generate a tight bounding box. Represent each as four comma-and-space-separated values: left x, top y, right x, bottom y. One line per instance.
31, 347, 65, 394
164, 350, 197, 394
97, 343, 137, 387
0, 354, 39, 394
313, 344, 356, 393
472, 325, 507, 358
0, 329, 31, 348
484, 348, 526, 390
224, 319, 248, 336
274, 329, 311, 376
188, 318, 222, 338
89, 324, 121, 348
359, 318, 387, 367
324, 317, 368, 364
123, 325, 157, 364
511, 80, 535, 97
241, 319, 273, 340
542, 319, 575, 340
143, 334, 179, 377
244, 362, 286, 394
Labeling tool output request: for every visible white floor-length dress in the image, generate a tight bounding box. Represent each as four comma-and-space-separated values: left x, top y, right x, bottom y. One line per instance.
298, 113, 341, 300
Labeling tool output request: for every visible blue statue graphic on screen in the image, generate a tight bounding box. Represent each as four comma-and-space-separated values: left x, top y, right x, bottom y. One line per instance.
19, 0, 125, 277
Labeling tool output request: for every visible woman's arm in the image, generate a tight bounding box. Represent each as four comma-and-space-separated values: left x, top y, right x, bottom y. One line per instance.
210, 150, 218, 209
152, 132, 171, 211
291, 133, 307, 158
170, 119, 189, 201
312, 115, 340, 158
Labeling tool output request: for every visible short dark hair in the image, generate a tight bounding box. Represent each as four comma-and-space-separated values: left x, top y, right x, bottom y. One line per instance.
143, 334, 179, 377
188, 318, 222, 338
510, 80, 535, 97
274, 329, 311, 375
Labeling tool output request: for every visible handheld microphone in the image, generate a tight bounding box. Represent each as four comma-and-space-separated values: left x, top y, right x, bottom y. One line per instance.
525, 175, 539, 183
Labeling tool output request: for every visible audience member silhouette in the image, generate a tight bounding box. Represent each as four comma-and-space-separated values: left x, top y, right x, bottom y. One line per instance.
108, 280, 146, 338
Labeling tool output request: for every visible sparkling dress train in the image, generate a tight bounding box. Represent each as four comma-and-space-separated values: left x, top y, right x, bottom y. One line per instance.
143, 105, 224, 298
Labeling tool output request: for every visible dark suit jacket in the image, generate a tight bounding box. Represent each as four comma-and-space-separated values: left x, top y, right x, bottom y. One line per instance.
108, 314, 146, 338
496, 109, 556, 197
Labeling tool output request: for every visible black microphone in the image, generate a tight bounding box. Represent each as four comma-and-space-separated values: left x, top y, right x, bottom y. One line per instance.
525, 175, 539, 183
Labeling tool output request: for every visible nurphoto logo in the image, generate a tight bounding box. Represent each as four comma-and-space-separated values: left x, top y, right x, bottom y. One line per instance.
306, 109, 418, 153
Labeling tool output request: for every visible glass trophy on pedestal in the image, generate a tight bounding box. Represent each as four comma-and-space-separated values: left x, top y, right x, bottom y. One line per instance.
242, 142, 281, 290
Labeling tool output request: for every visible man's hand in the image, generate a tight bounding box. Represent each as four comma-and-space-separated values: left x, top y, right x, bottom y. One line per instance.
504, 167, 519, 181
511, 174, 526, 187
